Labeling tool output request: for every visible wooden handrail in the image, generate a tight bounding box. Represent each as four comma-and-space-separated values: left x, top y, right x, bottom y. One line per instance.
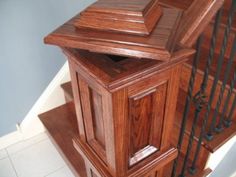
178, 0, 225, 47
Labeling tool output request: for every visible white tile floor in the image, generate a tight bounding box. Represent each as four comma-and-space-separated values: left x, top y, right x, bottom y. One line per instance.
0, 133, 75, 177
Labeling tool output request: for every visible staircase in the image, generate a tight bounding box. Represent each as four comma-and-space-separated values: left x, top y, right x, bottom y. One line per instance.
39, 0, 236, 177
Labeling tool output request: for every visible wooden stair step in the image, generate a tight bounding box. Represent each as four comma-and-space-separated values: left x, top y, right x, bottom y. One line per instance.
163, 154, 212, 177
62, 81, 236, 153
39, 101, 212, 177
180, 62, 236, 119
61, 82, 74, 102
175, 89, 236, 153
39, 102, 86, 177
201, 23, 236, 64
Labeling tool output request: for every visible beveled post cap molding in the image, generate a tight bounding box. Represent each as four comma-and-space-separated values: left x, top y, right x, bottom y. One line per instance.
74, 0, 163, 36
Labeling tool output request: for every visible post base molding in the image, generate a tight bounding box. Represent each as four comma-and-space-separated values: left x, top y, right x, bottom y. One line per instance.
73, 136, 178, 177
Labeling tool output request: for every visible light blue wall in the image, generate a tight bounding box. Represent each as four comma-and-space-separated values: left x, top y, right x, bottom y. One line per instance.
0, 0, 95, 136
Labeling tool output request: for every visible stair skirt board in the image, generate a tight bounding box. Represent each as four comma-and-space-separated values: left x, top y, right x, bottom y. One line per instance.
0, 61, 70, 150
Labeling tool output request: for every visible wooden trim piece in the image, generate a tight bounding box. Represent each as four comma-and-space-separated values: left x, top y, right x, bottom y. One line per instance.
178, 0, 224, 47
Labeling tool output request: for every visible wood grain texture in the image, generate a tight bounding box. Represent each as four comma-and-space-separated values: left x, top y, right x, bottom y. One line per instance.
64, 47, 188, 176
63, 48, 195, 92
180, 63, 236, 120
61, 82, 73, 102
42, 1, 227, 176
45, 8, 183, 61
178, 0, 225, 47
75, 0, 163, 35
176, 89, 236, 153
39, 102, 87, 177
128, 83, 167, 166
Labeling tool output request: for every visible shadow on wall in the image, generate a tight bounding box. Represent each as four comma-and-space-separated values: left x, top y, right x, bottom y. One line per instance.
0, 0, 95, 136
209, 141, 236, 177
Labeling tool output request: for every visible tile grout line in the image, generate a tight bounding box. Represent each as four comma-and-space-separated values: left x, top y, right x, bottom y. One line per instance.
6, 149, 19, 177
0, 149, 8, 160
1, 133, 48, 151
43, 165, 67, 177
6, 136, 49, 156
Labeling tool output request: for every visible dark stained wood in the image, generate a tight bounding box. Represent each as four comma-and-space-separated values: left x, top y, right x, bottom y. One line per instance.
39, 102, 87, 177
43, 1, 226, 176
177, 0, 224, 47
161, 0, 236, 33
75, 0, 163, 36
61, 82, 73, 102
175, 89, 236, 153
180, 63, 236, 119
128, 82, 167, 166
63, 48, 195, 92
163, 154, 212, 177
45, 8, 183, 61
64, 46, 186, 176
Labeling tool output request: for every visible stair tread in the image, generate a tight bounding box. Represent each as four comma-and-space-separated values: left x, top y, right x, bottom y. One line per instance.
39, 101, 212, 177
39, 102, 86, 177
62, 81, 236, 153
61, 82, 74, 101
176, 89, 236, 152
164, 154, 212, 177
186, 42, 236, 88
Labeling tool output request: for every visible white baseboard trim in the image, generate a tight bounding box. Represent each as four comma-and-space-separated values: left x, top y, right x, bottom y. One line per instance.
0, 61, 70, 149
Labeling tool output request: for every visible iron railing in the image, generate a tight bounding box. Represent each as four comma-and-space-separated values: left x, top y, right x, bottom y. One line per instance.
172, 0, 236, 176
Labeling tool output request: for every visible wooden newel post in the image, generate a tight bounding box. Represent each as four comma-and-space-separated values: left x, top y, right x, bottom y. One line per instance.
44, 0, 223, 176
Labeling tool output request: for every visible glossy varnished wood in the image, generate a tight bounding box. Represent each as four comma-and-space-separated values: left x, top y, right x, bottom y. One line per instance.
177, 0, 224, 47
63, 48, 195, 92
43, 1, 226, 176
61, 82, 73, 102
74, 0, 163, 36
39, 102, 86, 177
45, 8, 182, 61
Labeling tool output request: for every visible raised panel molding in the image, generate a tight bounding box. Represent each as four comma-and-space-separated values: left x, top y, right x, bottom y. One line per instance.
128, 83, 167, 166
89, 88, 105, 149
77, 76, 107, 164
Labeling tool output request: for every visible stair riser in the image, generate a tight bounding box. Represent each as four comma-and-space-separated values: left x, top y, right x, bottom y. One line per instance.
180, 64, 236, 121
202, 24, 236, 60
172, 123, 210, 171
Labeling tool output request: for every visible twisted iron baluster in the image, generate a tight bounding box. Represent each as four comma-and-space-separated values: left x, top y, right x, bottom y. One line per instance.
224, 70, 236, 127
171, 36, 203, 177
211, 35, 236, 133
190, 0, 236, 172
187, 8, 223, 174
226, 96, 236, 125
218, 68, 236, 128
206, 0, 236, 140
180, 91, 207, 176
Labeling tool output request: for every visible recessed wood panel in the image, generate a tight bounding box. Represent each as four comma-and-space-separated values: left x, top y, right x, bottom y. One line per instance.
89, 88, 105, 148
129, 89, 156, 155
128, 83, 167, 166
77, 76, 107, 163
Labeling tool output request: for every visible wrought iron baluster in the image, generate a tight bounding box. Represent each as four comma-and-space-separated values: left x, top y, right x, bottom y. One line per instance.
206, 0, 236, 140
171, 36, 203, 177
211, 35, 236, 133
187, 8, 223, 174
190, 0, 236, 173
218, 69, 236, 128
224, 70, 236, 127
180, 91, 207, 176
226, 95, 236, 125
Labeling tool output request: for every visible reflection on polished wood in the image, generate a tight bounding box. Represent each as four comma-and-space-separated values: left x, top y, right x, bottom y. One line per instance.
43, 0, 223, 176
